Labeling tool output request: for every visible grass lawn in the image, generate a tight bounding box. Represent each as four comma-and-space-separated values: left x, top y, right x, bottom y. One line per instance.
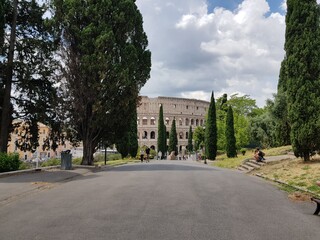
211, 145, 293, 169
252, 157, 320, 196
211, 145, 320, 197
96, 158, 140, 167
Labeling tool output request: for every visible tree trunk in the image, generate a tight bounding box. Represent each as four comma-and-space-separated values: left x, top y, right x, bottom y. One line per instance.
82, 137, 94, 165
0, 0, 17, 152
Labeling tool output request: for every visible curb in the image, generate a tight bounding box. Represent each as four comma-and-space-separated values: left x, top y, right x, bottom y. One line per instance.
255, 173, 320, 199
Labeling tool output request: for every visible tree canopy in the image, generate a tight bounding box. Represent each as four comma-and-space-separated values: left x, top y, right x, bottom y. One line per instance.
53, 0, 151, 165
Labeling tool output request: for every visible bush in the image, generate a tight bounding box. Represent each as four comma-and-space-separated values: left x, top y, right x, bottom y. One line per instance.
40, 158, 61, 167
240, 148, 247, 155
94, 153, 122, 162
19, 161, 32, 170
0, 153, 20, 172
72, 157, 82, 165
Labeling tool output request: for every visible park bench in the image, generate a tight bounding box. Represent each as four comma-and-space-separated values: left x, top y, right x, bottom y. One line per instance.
311, 197, 320, 215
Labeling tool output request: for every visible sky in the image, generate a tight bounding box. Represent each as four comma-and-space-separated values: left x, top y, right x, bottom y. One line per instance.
135, 0, 290, 107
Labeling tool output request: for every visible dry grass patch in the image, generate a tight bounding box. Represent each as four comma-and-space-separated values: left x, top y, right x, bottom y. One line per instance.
253, 157, 320, 196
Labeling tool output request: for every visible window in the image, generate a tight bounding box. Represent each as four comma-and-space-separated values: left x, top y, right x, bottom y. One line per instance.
150, 117, 156, 125
185, 118, 189, 126
186, 132, 188, 139
179, 132, 183, 139
200, 119, 204, 126
142, 117, 148, 125
186, 105, 189, 109
179, 118, 183, 126
143, 131, 148, 139
150, 131, 156, 139
165, 117, 170, 125
196, 119, 199, 126
197, 106, 199, 110
191, 119, 194, 125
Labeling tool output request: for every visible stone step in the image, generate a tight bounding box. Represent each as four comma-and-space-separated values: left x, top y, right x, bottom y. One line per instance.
248, 159, 266, 166
237, 166, 249, 172
240, 164, 254, 171
245, 161, 261, 169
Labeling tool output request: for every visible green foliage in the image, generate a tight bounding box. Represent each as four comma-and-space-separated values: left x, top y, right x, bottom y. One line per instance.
187, 126, 193, 153
94, 153, 122, 162
240, 148, 247, 155
205, 92, 217, 160
157, 104, 166, 156
128, 107, 138, 158
53, 0, 151, 165
0, 153, 20, 172
284, 0, 320, 161
40, 158, 61, 167
227, 94, 258, 116
193, 126, 205, 151
1, 0, 61, 153
72, 157, 82, 165
225, 106, 237, 158
168, 118, 178, 155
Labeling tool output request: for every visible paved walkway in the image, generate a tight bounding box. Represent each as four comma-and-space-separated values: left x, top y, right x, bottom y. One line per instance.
0, 154, 297, 205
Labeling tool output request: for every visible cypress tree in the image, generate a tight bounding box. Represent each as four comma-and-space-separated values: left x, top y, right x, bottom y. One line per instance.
168, 118, 178, 155
163, 125, 167, 158
225, 106, 237, 158
205, 91, 217, 161
157, 105, 165, 157
128, 107, 138, 158
187, 126, 193, 153
285, 0, 320, 161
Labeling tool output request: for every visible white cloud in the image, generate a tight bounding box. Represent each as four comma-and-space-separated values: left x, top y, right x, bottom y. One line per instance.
136, 0, 286, 107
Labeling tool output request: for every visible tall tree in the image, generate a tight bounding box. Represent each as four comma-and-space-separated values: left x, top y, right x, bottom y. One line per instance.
53, 0, 151, 165
163, 124, 167, 158
157, 104, 166, 157
0, 0, 60, 153
205, 92, 217, 161
187, 125, 193, 153
128, 106, 138, 158
168, 118, 178, 155
225, 106, 237, 158
285, 0, 320, 161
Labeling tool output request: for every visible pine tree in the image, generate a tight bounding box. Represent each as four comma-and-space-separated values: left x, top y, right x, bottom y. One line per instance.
225, 106, 237, 158
157, 104, 165, 158
205, 92, 217, 161
163, 125, 167, 158
168, 118, 178, 155
187, 125, 193, 153
285, 0, 320, 161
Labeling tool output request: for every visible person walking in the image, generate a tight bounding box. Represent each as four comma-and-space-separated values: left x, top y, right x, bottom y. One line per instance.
145, 147, 150, 162
140, 149, 145, 163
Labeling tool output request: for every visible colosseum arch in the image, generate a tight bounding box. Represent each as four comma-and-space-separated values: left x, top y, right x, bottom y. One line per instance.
150, 131, 156, 139
200, 119, 203, 126
179, 118, 183, 126
179, 132, 183, 139
165, 117, 170, 125
196, 119, 199, 126
185, 118, 189, 126
143, 131, 148, 139
191, 119, 194, 125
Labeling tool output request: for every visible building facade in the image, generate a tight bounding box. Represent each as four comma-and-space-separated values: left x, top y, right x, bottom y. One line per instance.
137, 96, 210, 154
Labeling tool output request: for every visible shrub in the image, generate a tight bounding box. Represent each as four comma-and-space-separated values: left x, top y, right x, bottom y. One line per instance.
40, 158, 61, 167
19, 161, 32, 170
240, 148, 247, 155
0, 153, 20, 172
72, 157, 82, 165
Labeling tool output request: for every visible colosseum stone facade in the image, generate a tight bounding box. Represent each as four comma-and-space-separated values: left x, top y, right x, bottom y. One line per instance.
137, 96, 210, 154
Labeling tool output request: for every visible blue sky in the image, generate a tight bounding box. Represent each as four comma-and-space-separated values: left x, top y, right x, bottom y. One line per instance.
207, 0, 284, 13
136, 0, 287, 107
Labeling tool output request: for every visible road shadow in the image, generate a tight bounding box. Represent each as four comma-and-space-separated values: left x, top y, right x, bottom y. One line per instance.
0, 169, 98, 184
108, 163, 218, 172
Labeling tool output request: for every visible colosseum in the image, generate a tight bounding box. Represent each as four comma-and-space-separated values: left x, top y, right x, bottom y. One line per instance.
137, 96, 210, 154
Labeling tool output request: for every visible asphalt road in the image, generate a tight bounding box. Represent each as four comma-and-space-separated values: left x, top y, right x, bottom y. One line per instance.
0, 161, 319, 240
